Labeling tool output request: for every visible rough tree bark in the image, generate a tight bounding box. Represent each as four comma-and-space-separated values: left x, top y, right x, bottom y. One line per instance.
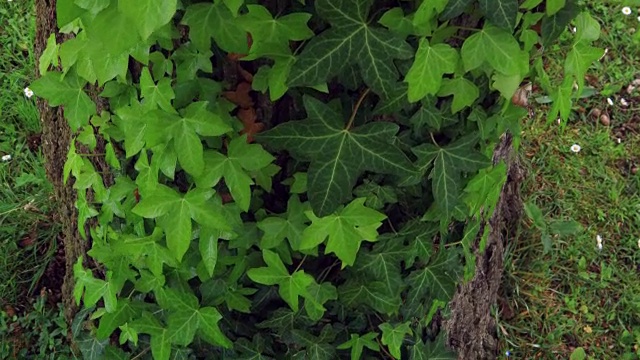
445, 133, 523, 360
34, 0, 111, 329
33, 0, 84, 327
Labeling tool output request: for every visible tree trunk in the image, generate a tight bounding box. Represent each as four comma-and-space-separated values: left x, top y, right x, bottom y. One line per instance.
445, 133, 524, 359
34, 0, 113, 331
33, 0, 87, 328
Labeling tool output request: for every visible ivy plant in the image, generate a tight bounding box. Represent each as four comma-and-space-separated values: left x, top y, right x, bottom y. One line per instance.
32, 0, 602, 359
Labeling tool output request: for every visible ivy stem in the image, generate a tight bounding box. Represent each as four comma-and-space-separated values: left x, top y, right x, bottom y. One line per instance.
345, 88, 371, 130
294, 255, 307, 273
429, 132, 439, 146
452, 26, 481, 32
444, 240, 462, 248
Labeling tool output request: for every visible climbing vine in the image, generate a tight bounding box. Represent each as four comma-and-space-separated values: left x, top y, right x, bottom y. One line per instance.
31, 0, 601, 358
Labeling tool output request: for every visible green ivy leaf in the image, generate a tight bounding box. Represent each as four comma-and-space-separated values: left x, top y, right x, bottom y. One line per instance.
75, 0, 110, 14
151, 329, 171, 360
199, 227, 219, 278
460, 23, 527, 76
247, 249, 314, 312
409, 100, 458, 133
140, 67, 176, 114
96, 299, 137, 339
259, 96, 416, 216
437, 77, 480, 113
340, 278, 401, 314
463, 163, 507, 216
196, 136, 274, 211
379, 322, 412, 359
198, 307, 233, 348
84, 4, 141, 55
223, 0, 244, 16
76, 334, 108, 360
257, 195, 310, 250
118, 0, 177, 40
302, 198, 386, 267
574, 12, 600, 44
541, 0, 579, 46
288, 0, 413, 98
549, 77, 573, 121
440, 0, 474, 20
30, 71, 96, 131
404, 249, 462, 318
546, 0, 566, 16
239, 5, 314, 59
409, 335, 456, 360
413, 135, 490, 220
478, 0, 518, 30
378, 8, 415, 38
565, 44, 604, 94
39, 33, 59, 74
304, 282, 338, 321
181, 2, 249, 54
355, 240, 406, 294
412, 0, 448, 35
133, 186, 231, 261
405, 39, 458, 102
336, 332, 380, 360
353, 180, 398, 210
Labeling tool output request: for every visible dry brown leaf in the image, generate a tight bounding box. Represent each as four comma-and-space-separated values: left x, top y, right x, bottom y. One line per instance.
223, 82, 254, 108
238, 107, 264, 143
511, 83, 531, 108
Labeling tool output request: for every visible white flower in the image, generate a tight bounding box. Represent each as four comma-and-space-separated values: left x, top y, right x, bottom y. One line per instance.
557, 118, 561, 125
623, 6, 632, 15
596, 234, 603, 250
23, 87, 34, 98
620, 98, 629, 106
607, 97, 614, 106
617, 138, 622, 144
638, 15, 640, 22
637, 239, 640, 249
571, 27, 577, 33
570, 144, 581, 153
1, 154, 11, 161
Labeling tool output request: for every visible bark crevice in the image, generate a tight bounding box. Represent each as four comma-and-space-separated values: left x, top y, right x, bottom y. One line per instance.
445, 133, 524, 360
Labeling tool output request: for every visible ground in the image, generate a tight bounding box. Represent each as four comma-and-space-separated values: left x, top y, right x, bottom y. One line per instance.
498, 2, 640, 359
0, 1, 639, 359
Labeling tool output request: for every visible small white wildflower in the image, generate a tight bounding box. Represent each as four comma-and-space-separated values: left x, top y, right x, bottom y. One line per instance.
557, 118, 562, 125
637, 239, 640, 249
620, 98, 629, 106
607, 97, 614, 106
623, 6, 632, 15
571, 27, 577, 33
637, 15, 640, 22
23, 87, 34, 98
596, 234, 603, 250
617, 138, 622, 144
570, 144, 581, 153
1, 154, 11, 161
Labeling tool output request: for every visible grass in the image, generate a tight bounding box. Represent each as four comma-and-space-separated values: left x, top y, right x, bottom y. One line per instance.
499, 1, 640, 359
0, 0, 59, 307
